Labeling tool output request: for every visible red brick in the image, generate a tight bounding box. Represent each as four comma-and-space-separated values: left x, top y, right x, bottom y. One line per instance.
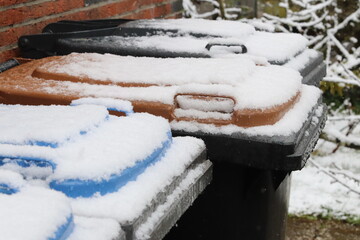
0, 0, 84, 27
0, 47, 20, 62
165, 11, 183, 19
127, 3, 173, 19
0, 0, 32, 8
0, 0, 177, 51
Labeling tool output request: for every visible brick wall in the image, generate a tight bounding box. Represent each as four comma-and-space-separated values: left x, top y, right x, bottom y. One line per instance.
0, 0, 183, 62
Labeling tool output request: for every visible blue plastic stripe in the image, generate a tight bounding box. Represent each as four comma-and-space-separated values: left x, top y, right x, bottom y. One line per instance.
50, 131, 172, 198
0, 183, 18, 195
49, 215, 75, 240
0, 156, 56, 171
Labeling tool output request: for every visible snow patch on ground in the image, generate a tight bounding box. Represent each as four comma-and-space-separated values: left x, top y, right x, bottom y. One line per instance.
290, 119, 360, 220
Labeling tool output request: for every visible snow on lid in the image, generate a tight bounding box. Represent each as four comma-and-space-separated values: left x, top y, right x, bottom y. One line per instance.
0, 169, 25, 190
177, 64, 302, 110
0, 104, 108, 147
42, 81, 178, 105
245, 32, 309, 63
0, 186, 72, 240
38, 53, 257, 86
96, 35, 269, 65
0, 113, 171, 181
284, 49, 319, 71
67, 216, 122, 240
70, 136, 205, 223
100, 35, 208, 54
241, 19, 276, 32
171, 85, 322, 136
71, 97, 133, 114
123, 19, 256, 37
51, 113, 171, 181
135, 161, 208, 239
38, 53, 302, 109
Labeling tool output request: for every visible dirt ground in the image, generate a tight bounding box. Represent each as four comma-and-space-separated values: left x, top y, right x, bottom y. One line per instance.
286, 216, 360, 240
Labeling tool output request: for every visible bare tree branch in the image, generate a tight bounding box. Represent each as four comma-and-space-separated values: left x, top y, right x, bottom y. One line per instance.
309, 159, 360, 196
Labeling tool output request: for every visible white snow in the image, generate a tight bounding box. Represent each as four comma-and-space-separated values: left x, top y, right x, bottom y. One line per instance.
285, 49, 319, 71
71, 97, 133, 114
68, 216, 122, 240
0, 104, 108, 146
0, 112, 171, 182
171, 85, 322, 136
0, 185, 72, 240
135, 161, 209, 239
38, 53, 257, 86
176, 95, 235, 113
245, 32, 308, 63
290, 116, 360, 220
0, 169, 25, 190
123, 19, 256, 38
43, 82, 178, 105
116, 18, 307, 62
70, 137, 205, 223
290, 164, 360, 218
96, 31, 307, 63
37, 53, 302, 111
174, 108, 232, 120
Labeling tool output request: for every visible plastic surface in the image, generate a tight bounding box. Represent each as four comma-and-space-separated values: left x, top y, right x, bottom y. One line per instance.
51, 215, 75, 240
164, 164, 290, 240
50, 133, 172, 198
0, 104, 173, 198
174, 102, 327, 171
0, 183, 18, 195
17, 19, 324, 86
0, 59, 19, 73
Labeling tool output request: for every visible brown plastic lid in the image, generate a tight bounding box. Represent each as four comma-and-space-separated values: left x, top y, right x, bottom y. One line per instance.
0, 56, 300, 127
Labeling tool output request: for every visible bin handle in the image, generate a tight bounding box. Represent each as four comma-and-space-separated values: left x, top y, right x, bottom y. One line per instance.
205, 43, 247, 54
71, 97, 134, 116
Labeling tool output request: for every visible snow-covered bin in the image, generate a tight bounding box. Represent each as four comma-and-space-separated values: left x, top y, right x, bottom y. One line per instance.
0, 169, 125, 240
18, 18, 326, 86
0, 103, 211, 240
0, 52, 326, 240
0, 52, 326, 169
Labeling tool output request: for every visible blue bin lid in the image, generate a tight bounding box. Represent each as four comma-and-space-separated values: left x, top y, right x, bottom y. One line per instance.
0, 169, 74, 240
0, 104, 172, 198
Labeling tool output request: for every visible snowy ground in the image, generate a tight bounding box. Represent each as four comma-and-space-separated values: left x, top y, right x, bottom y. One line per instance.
289, 118, 360, 221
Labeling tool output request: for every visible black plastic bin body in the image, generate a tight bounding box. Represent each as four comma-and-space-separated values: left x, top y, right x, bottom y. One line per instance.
12, 19, 328, 240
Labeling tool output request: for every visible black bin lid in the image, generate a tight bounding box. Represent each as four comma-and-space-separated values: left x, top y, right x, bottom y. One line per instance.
18, 19, 325, 86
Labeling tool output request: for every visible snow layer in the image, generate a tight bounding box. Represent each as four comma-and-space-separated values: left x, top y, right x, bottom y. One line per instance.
285, 49, 319, 71
135, 161, 209, 239
0, 106, 171, 181
43, 82, 178, 105
71, 137, 205, 223
171, 85, 322, 136
0, 169, 25, 190
68, 216, 122, 240
38, 53, 302, 110
40, 53, 256, 86
71, 97, 133, 114
245, 32, 308, 63
0, 185, 72, 240
123, 19, 256, 38
95, 32, 307, 63
0, 104, 108, 147
176, 95, 234, 113
290, 166, 360, 218
116, 18, 307, 62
